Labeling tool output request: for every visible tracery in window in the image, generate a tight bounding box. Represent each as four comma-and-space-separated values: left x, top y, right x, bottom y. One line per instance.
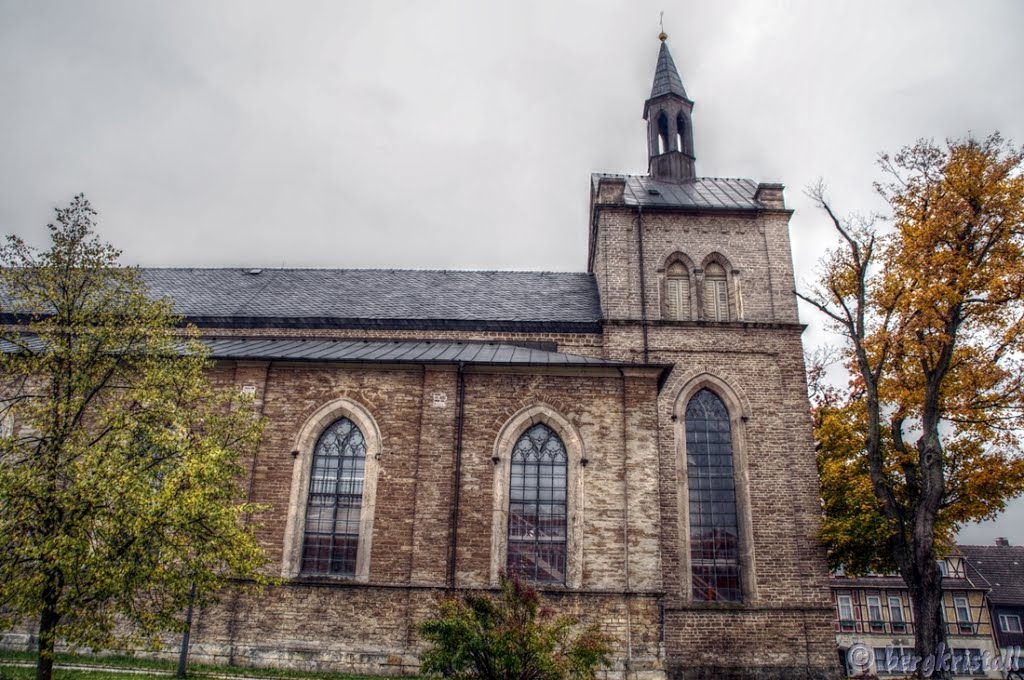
301, 417, 366, 576
704, 262, 729, 321
686, 388, 742, 602
665, 261, 691, 320
507, 423, 567, 584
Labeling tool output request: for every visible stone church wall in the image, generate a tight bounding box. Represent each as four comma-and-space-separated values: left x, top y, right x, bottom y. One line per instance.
590, 193, 839, 678
189, 360, 665, 677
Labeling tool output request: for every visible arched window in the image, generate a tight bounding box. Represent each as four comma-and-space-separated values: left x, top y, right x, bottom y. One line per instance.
507, 423, 568, 583
301, 417, 366, 576
666, 261, 691, 320
676, 113, 686, 154
657, 111, 669, 155
704, 262, 729, 321
685, 389, 741, 602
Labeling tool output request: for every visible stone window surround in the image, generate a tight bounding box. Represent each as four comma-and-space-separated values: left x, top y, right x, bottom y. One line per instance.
673, 372, 757, 604
656, 251, 743, 322
489, 404, 585, 589
281, 397, 382, 582
659, 251, 696, 321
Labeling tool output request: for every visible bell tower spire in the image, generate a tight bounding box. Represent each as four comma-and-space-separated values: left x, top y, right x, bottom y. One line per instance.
643, 31, 695, 181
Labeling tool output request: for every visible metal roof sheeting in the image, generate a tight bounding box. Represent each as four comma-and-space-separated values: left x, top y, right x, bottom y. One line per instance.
592, 174, 764, 211
649, 40, 688, 100
201, 337, 620, 367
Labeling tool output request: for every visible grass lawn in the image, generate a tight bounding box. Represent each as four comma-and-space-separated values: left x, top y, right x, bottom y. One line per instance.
0, 650, 400, 680
0, 666, 160, 680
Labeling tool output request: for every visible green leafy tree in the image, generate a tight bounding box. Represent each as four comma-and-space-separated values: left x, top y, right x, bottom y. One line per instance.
0, 195, 269, 680
800, 135, 1024, 678
419, 573, 611, 680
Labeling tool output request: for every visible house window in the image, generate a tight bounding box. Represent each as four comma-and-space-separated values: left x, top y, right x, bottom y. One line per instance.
665, 261, 691, 320
874, 647, 914, 676
1000, 613, 1023, 633
950, 648, 986, 676
686, 389, 741, 602
867, 595, 884, 628
937, 559, 949, 577
889, 596, 906, 629
704, 262, 729, 321
954, 596, 973, 632
837, 594, 854, 623
507, 423, 568, 584
301, 417, 366, 576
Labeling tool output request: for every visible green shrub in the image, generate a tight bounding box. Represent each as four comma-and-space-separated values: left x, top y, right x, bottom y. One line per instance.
419, 572, 611, 680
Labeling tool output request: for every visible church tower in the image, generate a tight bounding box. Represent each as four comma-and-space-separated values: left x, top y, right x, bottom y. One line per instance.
644, 33, 695, 181
587, 33, 840, 680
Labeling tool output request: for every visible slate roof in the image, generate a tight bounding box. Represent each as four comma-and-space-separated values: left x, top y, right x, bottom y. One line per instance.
592, 174, 763, 211
136, 269, 603, 332
961, 545, 1024, 605
649, 40, 688, 100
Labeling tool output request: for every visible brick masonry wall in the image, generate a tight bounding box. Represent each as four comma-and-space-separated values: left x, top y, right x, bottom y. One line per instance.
161, 362, 666, 678
159, 587, 662, 678
589, 188, 840, 679
642, 324, 838, 678
589, 202, 799, 325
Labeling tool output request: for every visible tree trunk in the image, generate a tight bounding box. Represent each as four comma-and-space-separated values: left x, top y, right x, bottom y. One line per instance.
907, 419, 948, 678
36, 587, 60, 680
909, 557, 946, 680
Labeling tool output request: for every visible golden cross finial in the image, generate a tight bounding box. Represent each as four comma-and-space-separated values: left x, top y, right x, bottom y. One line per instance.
658, 12, 668, 41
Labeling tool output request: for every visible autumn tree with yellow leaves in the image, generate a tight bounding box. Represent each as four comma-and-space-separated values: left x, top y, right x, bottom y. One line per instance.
0, 196, 269, 680
801, 135, 1024, 678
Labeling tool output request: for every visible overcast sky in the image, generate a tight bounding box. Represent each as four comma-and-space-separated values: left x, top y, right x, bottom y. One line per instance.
2, 0, 1023, 544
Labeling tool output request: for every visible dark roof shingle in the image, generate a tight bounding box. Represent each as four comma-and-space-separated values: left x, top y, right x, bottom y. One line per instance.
138, 268, 603, 331
961, 545, 1024, 605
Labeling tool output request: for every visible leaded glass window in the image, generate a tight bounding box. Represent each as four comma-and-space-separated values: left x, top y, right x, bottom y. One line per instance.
686, 389, 742, 602
301, 417, 366, 576
507, 423, 568, 584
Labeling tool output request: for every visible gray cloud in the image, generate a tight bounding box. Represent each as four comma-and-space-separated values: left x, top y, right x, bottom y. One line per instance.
2, 0, 1022, 543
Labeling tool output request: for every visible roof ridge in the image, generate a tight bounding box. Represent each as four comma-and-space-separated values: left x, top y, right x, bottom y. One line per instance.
591, 172, 759, 183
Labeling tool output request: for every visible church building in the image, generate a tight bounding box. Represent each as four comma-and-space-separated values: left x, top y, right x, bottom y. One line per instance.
6, 35, 840, 680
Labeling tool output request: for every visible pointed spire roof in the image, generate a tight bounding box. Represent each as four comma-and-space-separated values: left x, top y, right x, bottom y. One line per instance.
649, 39, 688, 101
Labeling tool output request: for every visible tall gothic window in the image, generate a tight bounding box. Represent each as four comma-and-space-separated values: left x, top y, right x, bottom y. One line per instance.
301, 417, 366, 576
686, 389, 742, 602
507, 423, 568, 583
704, 262, 729, 321
666, 261, 691, 320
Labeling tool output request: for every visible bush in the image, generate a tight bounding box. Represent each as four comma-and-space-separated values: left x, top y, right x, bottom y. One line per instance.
419, 573, 611, 680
